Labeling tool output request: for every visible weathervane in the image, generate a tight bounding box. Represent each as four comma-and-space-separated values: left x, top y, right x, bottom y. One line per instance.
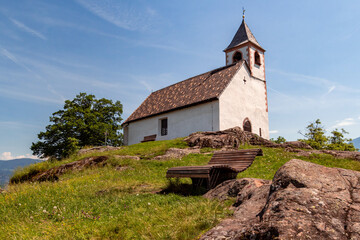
242, 7, 245, 19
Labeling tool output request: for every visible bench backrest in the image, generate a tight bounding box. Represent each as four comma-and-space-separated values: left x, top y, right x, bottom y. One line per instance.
208, 149, 263, 171
141, 134, 157, 142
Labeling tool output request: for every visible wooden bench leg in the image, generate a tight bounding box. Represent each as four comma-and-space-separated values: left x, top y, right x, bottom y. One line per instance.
209, 170, 238, 189
191, 178, 208, 189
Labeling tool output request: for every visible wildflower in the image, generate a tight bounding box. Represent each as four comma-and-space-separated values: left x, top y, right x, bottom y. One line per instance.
148, 202, 151, 206
53, 206, 57, 209
18, 203, 21, 206
43, 209, 47, 213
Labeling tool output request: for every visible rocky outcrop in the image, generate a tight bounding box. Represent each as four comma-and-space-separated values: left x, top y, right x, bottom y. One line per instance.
77, 146, 121, 155
201, 159, 360, 239
201, 178, 272, 239
204, 178, 271, 202
287, 148, 360, 161
281, 141, 312, 149
113, 155, 140, 160
153, 148, 200, 160
185, 126, 312, 150
185, 127, 252, 149
32, 156, 109, 182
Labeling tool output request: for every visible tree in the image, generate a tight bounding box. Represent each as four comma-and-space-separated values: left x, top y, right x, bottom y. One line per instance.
270, 136, 286, 144
299, 119, 328, 149
31, 93, 123, 159
299, 119, 356, 151
327, 128, 356, 151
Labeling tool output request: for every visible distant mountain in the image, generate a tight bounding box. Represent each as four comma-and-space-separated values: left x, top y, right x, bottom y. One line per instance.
0, 158, 42, 187
351, 137, 360, 151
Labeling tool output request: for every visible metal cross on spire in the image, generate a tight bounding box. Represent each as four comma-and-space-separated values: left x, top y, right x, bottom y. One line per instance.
242, 7, 245, 20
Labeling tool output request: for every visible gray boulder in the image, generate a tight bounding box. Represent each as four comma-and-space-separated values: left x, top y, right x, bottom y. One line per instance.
201, 159, 360, 239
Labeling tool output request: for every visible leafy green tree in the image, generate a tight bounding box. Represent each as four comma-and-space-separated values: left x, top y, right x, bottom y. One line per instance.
299, 119, 356, 151
299, 119, 328, 149
327, 128, 356, 151
270, 136, 286, 144
31, 93, 123, 159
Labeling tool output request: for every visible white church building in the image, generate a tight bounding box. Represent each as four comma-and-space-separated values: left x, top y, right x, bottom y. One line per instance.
122, 17, 269, 145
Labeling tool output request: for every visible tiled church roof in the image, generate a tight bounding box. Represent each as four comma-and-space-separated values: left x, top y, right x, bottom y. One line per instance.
123, 61, 245, 124
224, 19, 262, 51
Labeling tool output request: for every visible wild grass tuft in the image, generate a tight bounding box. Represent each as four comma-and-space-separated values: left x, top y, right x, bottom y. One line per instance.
3, 138, 360, 239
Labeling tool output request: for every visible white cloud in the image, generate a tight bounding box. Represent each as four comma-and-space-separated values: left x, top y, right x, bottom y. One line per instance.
1, 48, 19, 64
140, 80, 153, 92
1, 48, 40, 76
331, 118, 358, 129
327, 86, 336, 94
323, 85, 336, 97
0, 48, 65, 103
269, 130, 279, 134
0, 152, 39, 160
33, 15, 199, 56
0, 88, 63, 105
75, 0, 158, 31
129, 72, 176, 90
10, 18, 46, 40
0, 152, 12, 160
268, 68, 360, 94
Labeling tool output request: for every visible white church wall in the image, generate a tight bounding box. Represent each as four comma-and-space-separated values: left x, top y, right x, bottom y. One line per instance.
219, 64, 269, 139
126, 101, 219, 145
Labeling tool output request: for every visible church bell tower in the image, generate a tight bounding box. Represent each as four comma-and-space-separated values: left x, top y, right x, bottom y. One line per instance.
224, 12, 266, 81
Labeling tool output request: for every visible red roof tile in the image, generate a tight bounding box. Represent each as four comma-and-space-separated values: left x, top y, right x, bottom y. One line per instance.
123, 61, 245, 124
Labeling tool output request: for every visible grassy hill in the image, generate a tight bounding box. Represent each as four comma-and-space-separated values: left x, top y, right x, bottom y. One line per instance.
1, 138, 360, 239
0, 158, 41, 187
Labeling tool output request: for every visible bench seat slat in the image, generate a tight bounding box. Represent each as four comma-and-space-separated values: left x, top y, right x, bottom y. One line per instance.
166, 149, 263, 189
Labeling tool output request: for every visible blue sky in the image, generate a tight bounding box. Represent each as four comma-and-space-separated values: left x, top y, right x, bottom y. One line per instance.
1, 0, 360, 160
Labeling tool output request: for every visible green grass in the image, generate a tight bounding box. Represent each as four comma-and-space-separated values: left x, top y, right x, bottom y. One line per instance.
237, 146, 360, 180
2, 140, 231, 239
3, 138, 360, 239
10, 138, 188, 184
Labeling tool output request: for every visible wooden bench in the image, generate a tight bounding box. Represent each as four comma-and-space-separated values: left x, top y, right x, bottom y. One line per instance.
166, 149, 263, 189
141, 134, 157, 143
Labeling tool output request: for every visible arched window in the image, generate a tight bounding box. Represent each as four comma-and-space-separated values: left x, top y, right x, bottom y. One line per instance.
232, 51, 242, 63
254, 51, 261, 65
243, 118, 252, 132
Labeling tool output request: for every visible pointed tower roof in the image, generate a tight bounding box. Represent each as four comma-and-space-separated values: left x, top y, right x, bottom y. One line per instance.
224, 19, 263, 51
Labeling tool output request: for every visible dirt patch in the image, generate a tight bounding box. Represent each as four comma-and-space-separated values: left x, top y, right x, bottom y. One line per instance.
153, 148, 201, 160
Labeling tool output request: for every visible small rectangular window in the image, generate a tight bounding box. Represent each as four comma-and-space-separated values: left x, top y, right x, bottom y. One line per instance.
259, 128, 262, 137
161, 118, 168, 136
